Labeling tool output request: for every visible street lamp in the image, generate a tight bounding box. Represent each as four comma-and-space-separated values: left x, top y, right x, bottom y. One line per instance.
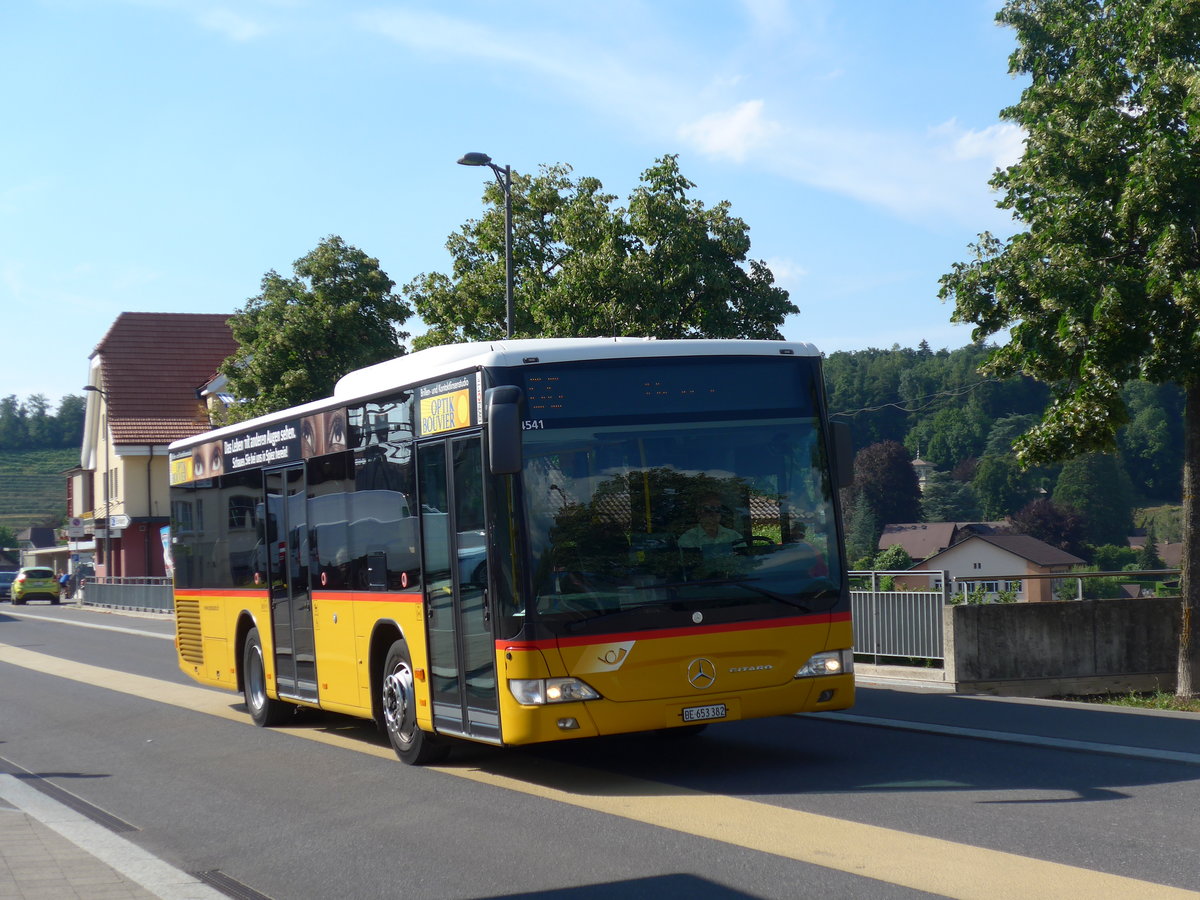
457, 152, 515, 339
82, 385, 110, 575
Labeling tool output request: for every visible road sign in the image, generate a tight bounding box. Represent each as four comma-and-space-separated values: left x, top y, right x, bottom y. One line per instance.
67, 517, 85, 538
108, 515, 131, 530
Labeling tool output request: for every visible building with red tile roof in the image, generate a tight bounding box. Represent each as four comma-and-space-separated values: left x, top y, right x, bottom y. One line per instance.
904, 533, 1086, 602
71, 312, 236, 578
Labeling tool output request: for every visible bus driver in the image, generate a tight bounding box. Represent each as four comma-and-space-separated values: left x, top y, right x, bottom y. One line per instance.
678, 494, 742, 552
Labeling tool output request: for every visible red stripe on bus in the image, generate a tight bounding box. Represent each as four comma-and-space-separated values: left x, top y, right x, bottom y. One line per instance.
498, 610, 850, 651
172, 588, 422, 603
174, 588, 267, 599
311, 591, 423, 603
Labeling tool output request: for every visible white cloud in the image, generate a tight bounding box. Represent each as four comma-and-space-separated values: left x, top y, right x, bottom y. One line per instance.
678, 100, 782, 163
354, 7, 685, 138
196, 8, 269, 41
356, 4, 1016, 229
935, 118, 1026, 169
762, 256, 808, 287
739, 0, 793, 36
355, 9, 573, 77
0, 178, 54, 216
112, 0, 277, 41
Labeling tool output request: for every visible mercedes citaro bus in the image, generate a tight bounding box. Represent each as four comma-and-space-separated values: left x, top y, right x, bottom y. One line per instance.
168, 338, 855, 763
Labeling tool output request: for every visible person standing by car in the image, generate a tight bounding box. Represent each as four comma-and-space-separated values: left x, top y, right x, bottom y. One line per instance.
58, 570, 70, 599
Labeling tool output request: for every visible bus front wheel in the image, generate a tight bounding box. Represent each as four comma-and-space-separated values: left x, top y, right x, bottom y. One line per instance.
243, 627, 291, 727
381, 639, 449, 765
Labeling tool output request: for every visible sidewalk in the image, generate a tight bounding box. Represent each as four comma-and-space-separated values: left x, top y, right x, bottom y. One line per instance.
0, 774, 225, 900
0, 799, 158, 899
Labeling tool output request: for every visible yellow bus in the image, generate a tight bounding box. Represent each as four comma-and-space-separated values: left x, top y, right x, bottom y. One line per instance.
168, 338, 855, 763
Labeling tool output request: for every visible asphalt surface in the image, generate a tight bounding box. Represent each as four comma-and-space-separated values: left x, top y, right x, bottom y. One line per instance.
3, 601, 1200, 899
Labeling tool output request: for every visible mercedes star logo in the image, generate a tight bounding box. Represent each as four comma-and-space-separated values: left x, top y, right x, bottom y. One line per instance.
687, 657, 716, 689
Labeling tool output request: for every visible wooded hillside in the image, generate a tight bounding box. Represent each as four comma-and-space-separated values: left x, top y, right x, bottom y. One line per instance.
826, 342, 1184, 564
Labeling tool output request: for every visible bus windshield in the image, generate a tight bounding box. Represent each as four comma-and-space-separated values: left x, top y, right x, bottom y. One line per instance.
521, 414, 842, 634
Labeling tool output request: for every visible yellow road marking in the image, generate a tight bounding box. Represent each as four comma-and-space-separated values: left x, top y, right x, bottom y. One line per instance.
2, 642, 1196, 900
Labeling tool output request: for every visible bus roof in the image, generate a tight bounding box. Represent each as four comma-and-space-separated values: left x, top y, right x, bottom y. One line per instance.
170, 337, 820, 451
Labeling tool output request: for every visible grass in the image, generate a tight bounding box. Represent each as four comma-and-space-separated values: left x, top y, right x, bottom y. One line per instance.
0, 448, 76, 530
1058, 689, 1200, 714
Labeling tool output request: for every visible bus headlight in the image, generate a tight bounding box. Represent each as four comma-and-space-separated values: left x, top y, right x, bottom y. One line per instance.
794, 650, 854, 678
509, 677, 601, 705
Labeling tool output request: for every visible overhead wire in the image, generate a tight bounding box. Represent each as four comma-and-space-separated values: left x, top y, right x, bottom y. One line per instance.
829, 380, 991, 418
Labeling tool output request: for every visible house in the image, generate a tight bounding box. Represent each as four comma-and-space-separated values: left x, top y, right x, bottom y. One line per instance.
878, 521, 1002, 563
1127, 536, 1183, 568
903, 533, 1085, 602
70, 312, 237, 578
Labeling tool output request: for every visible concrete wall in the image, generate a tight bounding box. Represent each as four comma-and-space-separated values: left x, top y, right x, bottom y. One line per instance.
944, 597, 1181, 696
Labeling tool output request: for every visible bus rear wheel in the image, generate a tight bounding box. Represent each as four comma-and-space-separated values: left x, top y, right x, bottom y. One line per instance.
243, 627, 292, 727
381, 639, 449, 765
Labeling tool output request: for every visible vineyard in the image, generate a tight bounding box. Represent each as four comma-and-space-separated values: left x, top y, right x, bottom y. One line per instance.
0, 448, 76, 532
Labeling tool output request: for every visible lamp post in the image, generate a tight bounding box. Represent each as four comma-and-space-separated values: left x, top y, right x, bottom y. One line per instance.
82, 385, 111, 575
457, 152, 514, 339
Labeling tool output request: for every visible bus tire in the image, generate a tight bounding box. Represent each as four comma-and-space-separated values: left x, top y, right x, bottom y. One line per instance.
381, 639, 449, 765
243, 627, 291, 727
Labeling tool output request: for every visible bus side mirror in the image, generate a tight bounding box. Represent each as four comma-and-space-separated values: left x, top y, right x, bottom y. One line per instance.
486, 386, 523, 475
832, 422, 853, 489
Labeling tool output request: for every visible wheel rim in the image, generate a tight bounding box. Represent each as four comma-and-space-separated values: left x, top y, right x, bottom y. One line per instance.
246, 643, 267, 713
382, 660, 416, 745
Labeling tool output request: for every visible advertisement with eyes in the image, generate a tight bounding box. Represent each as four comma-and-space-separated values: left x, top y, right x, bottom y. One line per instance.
191, 439, 225, 480
301, 408, 348, 458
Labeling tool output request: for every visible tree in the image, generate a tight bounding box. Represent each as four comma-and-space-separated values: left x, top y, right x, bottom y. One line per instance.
939, 0, 1200, 696
219, 236, 412, 422
53, 395, 85, 448
1052, 453, 1135, 548
1009, 498, 1086, 558
844, 493, 880, 566
1137, 521, 1167, 570
847, 441, 923, 532
0, 396, 28, 449
873, 543, 914, 571
406, 156, 797, 346
971, 455, 1031, 521
1119, 381, 1184, 501
920, 471, 982, 522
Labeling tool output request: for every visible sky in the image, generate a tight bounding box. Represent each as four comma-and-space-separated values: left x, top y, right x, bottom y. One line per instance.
2, 0, 1028, 409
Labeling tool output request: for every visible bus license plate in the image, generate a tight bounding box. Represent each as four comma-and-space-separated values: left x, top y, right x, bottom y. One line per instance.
682, 703, 727, 723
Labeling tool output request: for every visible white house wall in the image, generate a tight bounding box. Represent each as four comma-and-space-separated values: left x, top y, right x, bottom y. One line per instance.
912, 541, 1033, 600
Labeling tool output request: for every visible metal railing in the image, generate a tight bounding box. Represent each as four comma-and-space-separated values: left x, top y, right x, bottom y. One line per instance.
954, 569, 1178, 601
849, 568, 1183, 664
80, 576, 174, 613
850, 570, 950, 663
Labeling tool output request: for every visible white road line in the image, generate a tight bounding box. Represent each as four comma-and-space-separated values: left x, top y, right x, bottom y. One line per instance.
1, 609, 173, 639
807, 711, 1200, 767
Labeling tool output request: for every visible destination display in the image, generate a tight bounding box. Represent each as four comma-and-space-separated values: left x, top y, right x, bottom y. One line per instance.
520, 358, 815, 422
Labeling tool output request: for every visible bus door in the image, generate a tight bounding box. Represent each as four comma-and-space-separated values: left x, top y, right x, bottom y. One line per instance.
417, 436, 500, 742
264, 464, 318, 703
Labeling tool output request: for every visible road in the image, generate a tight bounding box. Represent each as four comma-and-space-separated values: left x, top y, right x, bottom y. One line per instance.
1, 602, 1199, 899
